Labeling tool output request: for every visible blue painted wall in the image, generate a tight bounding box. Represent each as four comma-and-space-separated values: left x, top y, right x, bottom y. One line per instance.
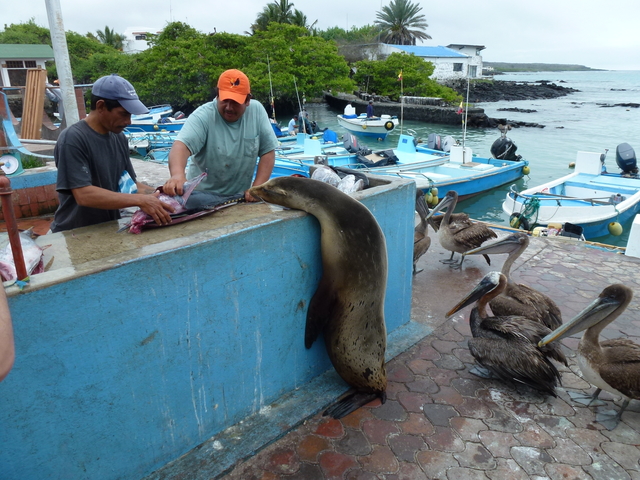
0, 178, 415, 480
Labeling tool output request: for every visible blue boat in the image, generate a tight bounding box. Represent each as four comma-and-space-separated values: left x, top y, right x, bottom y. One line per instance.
503, 144, 640, 239
126, 105, 186, 133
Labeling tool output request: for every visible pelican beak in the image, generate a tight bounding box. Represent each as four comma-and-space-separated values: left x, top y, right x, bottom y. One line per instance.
538, 294, 623, 347
425, 193, 454, 221
446, 274, 498, 317
465, 234, 524, 256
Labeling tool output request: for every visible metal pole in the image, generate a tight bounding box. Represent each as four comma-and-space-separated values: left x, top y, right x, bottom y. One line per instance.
0, 173, 27, 281
44, 0, 80, 127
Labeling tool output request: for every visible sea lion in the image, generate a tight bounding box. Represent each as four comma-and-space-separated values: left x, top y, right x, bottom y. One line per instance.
249, 176, 388, 418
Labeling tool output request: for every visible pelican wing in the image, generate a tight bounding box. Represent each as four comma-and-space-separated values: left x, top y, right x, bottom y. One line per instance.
490, 283, 562, 330
599, 339, 640, 399
453, 224, 497, 250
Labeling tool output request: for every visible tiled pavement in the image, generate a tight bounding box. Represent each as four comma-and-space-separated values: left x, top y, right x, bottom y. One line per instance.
219, 234, 640, 480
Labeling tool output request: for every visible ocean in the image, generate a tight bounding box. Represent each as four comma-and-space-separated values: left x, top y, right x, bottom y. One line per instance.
299, 70, 640, 247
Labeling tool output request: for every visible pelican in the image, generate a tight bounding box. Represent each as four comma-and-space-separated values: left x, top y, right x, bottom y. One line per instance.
462, 232, 562, 330
447, 271, 567, 397
539, 284, 639, 429
413, 191, 434, 274
425, 190, 497, 268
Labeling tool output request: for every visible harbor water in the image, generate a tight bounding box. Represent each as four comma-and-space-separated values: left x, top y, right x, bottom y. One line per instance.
298, 70, 640, 247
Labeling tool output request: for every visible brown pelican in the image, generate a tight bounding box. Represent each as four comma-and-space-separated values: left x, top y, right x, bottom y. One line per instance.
539, 284, 639, 429
425, 190, 497, 268
447, 271, 567, 396
413, 191, 433, 274
462, 232, 562, 330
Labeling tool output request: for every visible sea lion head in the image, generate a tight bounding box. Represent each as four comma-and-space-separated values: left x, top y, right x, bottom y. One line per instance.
249, 176, 338, 211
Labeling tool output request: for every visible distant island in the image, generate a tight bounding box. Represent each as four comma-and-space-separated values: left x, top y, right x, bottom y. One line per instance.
484, 62, 604, 73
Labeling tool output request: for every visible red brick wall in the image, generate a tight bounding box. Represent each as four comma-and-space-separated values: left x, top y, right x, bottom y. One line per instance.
0, 184, 58, 221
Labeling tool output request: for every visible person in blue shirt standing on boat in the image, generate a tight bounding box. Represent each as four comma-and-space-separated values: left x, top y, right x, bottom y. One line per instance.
162, 69, 279, 205
50, 74, 175, 233
366, 100, 377, 119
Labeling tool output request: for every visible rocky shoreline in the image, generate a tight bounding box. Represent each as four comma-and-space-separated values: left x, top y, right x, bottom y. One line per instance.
443, 78, 580, 103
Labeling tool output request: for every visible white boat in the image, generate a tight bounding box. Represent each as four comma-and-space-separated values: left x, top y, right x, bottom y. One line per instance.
336, 113, 399, 140
126, 105, 186, 133
503, 143, 640, 239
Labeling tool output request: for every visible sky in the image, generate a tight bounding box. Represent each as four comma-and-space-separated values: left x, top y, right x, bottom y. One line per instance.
2, 0, 640, 70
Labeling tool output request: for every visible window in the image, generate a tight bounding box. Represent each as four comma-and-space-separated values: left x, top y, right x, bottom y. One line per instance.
135, 34, 147, 40
469, 65, 477, 77
24, 61, 36, 68
453, 63, 463, 72
6, 61, 23, 68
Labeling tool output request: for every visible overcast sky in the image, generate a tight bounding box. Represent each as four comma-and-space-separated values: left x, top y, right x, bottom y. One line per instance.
3, 0, 640, 70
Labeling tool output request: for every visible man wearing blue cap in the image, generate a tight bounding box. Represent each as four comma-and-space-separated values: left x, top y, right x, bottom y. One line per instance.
50, 74, 174, 233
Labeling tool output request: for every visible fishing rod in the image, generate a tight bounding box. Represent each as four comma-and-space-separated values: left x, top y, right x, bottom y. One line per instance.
293, 75, 306, 134
267, 55, 276, 121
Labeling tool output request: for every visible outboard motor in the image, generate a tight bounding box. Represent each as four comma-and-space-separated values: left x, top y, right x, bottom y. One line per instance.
427, 133, 442, 151
615, 143, 638, 174
342, 133, 360, 153
441, 135, 456, 153
491, 136, 522, 161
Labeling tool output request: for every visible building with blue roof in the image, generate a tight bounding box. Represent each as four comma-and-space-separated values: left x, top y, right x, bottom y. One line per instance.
379, 43, 485, 81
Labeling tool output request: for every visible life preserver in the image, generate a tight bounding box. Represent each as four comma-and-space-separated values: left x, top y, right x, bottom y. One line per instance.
509, 213, 530, 231
384, 121, 394, 131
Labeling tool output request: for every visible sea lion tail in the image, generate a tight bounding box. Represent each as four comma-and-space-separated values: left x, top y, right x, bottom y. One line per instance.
322, 390, 386, 419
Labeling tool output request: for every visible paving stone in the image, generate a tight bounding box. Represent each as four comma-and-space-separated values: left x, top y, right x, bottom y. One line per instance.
362, 417, 400, 445
546, 437, 592, 465
428, 367, 459, 386
372, 399, 408, 422
358, 444, 399, 474
387, 363, 416, 383
433, 353, 466, 371
534, 414, 575, 438
566, 427, 609, 453
544, 463, 591, 480
451, 377, 485, 397
510, 446, 553, 476
424, 426, 466, 453
432, 339, 463, 355
416, 450, 459, 479
340, 405, 375, 429
536, 394, 578, 417
483, 409, 523, 433
335, 428, 372, 457
296, 434, 332, 463
513, 423, 556, 448
485, 458, 530, 480
263, 447, 300, 475
406, 375, 440, 394
506, 401, 544, 424
399, 412, 436, 437
386, 380, 408, 401
343, 469, 379, 480
314, 418, 345, 438
584, 452, 632, 480
318, 451, 359, 480
284, 462, 325, 480
388, 433, 427, 463
478, 430, 520, 458
445, 466, 490, 479
407, 358, 435, 375
384, 461, 429, 480
432, 385, 465, 406
455, 398, 493, 419
416, 343, 442, 361
453, 442, 496, 470
435, 326, 465, 343
600, 442, 640, 471
601, 420, 640, 444
397, 390, 430, 412
450, 416, 489, 442
423, 403, 459, 427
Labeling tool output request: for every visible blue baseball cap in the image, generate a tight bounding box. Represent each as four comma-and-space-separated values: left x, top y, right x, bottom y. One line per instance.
92, 74, 149, 115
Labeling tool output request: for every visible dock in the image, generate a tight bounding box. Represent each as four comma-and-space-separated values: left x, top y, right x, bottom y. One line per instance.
177, 235, 640, 480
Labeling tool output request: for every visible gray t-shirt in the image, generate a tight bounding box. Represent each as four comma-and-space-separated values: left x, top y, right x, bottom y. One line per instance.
50, 120, 136, 233
176, 99, 278, 195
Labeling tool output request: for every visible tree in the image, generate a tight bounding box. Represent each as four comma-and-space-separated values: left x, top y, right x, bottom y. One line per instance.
375, 0, 431, 45
354, 52, 460, 103
250, 0, 317, 35
92, 26, 127, 51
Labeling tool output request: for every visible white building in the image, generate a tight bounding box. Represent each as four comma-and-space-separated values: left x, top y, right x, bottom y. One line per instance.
123, 27, 163, 54
379, 44, 485, 81
0, 44, 54, 87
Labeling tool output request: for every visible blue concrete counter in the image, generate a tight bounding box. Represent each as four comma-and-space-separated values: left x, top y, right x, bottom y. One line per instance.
0, 175, 416, 480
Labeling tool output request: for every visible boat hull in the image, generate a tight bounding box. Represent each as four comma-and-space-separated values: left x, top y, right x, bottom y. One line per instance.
503, 171, 640, 238
337, 115, 398, 140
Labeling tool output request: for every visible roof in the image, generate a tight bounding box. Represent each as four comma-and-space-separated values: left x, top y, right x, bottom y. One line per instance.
0, 44, 55, 60
447, 44, 486, 51
385, 45, 468, 58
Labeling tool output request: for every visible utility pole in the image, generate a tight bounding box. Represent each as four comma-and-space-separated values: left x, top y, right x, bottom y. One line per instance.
44, 0, 80, 126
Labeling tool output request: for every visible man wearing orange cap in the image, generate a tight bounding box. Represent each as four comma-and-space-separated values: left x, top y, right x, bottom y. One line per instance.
162, 69, 279, 204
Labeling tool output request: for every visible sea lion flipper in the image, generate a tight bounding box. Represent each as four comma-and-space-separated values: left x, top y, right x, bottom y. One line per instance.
305, 283, 339, 349
323, 390, 386, 419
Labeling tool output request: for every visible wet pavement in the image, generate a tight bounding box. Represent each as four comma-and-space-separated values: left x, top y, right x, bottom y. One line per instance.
217, 234, 640, 480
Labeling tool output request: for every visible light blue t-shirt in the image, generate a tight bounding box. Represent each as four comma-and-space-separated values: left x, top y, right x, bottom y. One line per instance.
176, 99, 279, 195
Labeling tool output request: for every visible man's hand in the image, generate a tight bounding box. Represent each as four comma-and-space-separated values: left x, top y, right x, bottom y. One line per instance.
245, 189, 259, 203
138, 192, 175, 225
162, 175, 187, 196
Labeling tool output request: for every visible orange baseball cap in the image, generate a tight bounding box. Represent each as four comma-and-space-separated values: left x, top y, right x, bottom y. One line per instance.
217, 69, 251, 104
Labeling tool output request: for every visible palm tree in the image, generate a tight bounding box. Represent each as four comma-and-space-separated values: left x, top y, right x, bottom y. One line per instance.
375, 0, 431, 45
95, 26, 127, 50
250, 0, 316, 34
